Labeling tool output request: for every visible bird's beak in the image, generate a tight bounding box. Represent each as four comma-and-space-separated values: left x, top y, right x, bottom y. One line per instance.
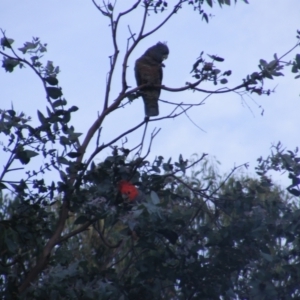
162, 54, 168, 60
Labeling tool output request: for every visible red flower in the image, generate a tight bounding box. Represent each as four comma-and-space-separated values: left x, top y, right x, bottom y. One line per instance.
118, 180, 139, 201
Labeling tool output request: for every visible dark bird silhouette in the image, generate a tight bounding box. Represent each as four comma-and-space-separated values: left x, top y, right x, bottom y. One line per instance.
134, 42, 169, 117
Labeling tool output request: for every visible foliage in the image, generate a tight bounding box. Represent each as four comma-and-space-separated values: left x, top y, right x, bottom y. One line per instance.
0, 1, 300, 299
2, 153, 300, 299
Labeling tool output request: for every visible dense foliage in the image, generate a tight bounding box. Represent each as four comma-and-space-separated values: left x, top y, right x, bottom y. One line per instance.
2, 148, 300, 299
1, 1, 300, 299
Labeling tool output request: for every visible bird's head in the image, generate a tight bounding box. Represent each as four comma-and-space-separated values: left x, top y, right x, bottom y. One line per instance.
145, 42, 169, 63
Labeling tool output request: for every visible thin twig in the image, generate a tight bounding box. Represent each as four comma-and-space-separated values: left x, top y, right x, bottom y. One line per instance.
58, 220, 94, 244
93, 222, 123, 248
84, 118, 147, 169
136, 120, 148, 156
180, 105, 206, 133
96, 126, 102, 147
209, 163, 248, 198
141, 1, 186, 39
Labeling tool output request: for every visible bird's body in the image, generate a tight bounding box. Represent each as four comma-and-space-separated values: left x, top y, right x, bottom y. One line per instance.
134, 42, 169, 117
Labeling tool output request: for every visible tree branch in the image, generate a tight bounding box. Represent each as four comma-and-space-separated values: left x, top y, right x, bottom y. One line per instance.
120, 3, 148, 91
58, 220, 94, 244
84, 118, 147, 169
18, 200, 69, 293
93, 222, 123, 248
141, 0, 186, 39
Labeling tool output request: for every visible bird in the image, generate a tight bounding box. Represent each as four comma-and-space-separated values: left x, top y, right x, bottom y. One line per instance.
134, 42, 169, 117
118, 180, 147, 203
118, 180, 139, 201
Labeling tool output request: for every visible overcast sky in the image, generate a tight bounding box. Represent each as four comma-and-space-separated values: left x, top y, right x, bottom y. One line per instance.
1, 0, 300, 188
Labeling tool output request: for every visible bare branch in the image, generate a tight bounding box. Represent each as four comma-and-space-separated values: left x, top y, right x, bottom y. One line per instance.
92, 0, 111, 16
96, 126, 102, 147
142, 127, 161, 158
209, 163, 249, 198
278, 42, 300, 61
137, 4, 148, 38
93, 222, 123, 248
18, 200, 69, 293
102, 12, 119, 111
127, 25, 136, 50
107, 244, 133, 269
180, 106, 206, 133
58, 220, 94, 244
141, 0, 186, 39
116, 0, 141, 20
133, 127, 161, 159
120, 5, 148, 92
0, 136, 20, 182
84, 118, 147, 168
136, 121, 149, 156
0, 50, 55, 110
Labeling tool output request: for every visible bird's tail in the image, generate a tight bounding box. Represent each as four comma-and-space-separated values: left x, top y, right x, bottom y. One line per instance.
142, 92, 159, 117
144, 101, 159, 116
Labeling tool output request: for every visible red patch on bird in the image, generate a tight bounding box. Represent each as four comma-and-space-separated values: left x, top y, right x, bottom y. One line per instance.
118, 180, 138, 201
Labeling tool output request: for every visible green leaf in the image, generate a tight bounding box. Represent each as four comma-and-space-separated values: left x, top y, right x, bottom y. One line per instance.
74, 215, 89, 225
223, 70, 232, 76
150, 191, 160, 204
287, 188, 300, 196
44, 76, 58, 86
59, 170, 68, 182
295, 53, 300, 69
57, 156, 70, 165
18, 41, 38, 54
267, 59, 278, 69
271, 71, 284, 77
107, 3, 113, 11
262, 70, 273, 80
162, 163, 173, 172
5, 235, 18, 253
292, 63, 298, 73
2, 57, 19, 72
0, 182, 7, 189
52, 99, 65, 108
46, 106, 52, 117
60, 136, 70, 146
68, 132, 82, 142
67, 152, 82, 158
1, 37, 14, 48
45, 60, 54, 73
68, 106, 79, 112
225, 288, 236, 298
156, 229, 178, 244
206, 0, 213, 7
15, 150, 30, 165
46, 87, 63, 99
132, 209, 144, 218
260, 252, 273, 262
208, 54, 224, 62
24, 150, 39, 158
152, 166, 160, 173
202, 13, 209, 23
6, 109, 16, 117
37, 110, 47, 124
259, 59, 267, 67
62, 111, 71, 123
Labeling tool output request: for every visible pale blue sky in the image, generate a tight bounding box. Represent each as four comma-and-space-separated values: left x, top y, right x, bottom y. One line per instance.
1, 1, 300, 187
